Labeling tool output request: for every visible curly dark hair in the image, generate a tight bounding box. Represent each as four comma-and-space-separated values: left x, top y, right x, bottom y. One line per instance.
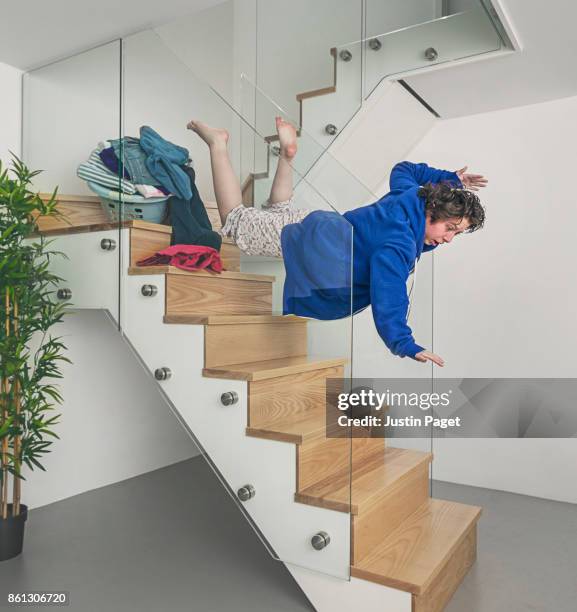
418, 181, 485, 232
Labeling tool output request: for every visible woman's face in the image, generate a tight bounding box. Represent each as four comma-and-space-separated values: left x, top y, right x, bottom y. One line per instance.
424, 216, 470, 246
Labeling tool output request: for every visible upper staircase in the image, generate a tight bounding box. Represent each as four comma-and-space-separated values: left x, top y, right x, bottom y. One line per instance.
238, 0, 512, 211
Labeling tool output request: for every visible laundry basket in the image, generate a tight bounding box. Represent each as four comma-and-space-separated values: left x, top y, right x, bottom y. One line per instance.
87, 181, 169, 223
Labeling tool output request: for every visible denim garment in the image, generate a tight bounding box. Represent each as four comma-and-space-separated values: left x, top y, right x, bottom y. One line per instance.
110, 136, 159, 186
99, 147, 131, 180
140, 126, 192, 200
169, 166, 221, 251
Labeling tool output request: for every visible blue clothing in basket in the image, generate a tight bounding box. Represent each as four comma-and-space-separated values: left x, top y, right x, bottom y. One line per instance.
140, 126, 192, 201
109, 136, 159, 187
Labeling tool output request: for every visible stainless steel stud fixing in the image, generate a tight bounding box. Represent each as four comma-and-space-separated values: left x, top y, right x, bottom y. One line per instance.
311, 531, 331, 550
154, 367, 172, 381
339, 49, 352, 62
237, 484, 256, 502
57, 288, 72, 300
271, 145, 281, 157
424, 47, 438, 61
100, 238, 116, 251
368, 38, 382, 51
325, 124, 338, 136
220, 391, 239, 406
141, 284, 158, 297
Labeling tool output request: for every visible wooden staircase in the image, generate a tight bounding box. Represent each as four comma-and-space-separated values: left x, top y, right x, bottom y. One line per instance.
36, 195, 481, 612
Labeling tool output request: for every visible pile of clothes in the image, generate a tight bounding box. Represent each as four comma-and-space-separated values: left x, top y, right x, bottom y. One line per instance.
77, 125, 223, 259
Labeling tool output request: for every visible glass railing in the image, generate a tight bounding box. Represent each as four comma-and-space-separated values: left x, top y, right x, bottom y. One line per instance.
240, 0, 507, 202
21, 40, 123, 328
253, 0, 364, 148
121, 28, 360, 579
357, 0, 504, 98
20, 27, 365, 581
239, 74, 378, 213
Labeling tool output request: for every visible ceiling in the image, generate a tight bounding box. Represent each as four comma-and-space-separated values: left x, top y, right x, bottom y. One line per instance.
2, 0, 577, 118
405, 0, 577, 117
0, 0, 226, 70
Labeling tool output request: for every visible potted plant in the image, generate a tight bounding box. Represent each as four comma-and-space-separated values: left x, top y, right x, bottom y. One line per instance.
0, 155, 71, 561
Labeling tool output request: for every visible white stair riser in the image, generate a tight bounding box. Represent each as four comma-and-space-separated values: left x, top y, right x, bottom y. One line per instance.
41, 230, 121, 318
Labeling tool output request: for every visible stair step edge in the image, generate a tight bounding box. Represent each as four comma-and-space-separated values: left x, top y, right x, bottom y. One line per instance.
128, 265, 275, 283
164, 314, 308, 325
295, 447, 432, 515
246, 413, 342, 445
203, 356, 347, 381
351, 498, 482, 595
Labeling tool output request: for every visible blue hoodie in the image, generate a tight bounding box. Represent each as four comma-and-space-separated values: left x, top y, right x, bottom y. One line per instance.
281, 161, 461, 359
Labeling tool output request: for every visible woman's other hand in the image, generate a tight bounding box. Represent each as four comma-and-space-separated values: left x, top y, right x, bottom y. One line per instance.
415, 350, 445, 367
455, 166, 488, 191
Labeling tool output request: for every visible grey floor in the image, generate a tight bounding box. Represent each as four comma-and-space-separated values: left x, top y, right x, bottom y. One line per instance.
0, 457, 314, 612
1, 457, 576, 612
435, 480, 577, 612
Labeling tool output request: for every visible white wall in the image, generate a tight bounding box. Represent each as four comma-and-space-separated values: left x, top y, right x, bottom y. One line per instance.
155, 1, 235, 103
25, 311, 198, 510
395, 95, 577, 502
0, 61, 22, 166
410, 95, 577, 379
23, 42, 121, 194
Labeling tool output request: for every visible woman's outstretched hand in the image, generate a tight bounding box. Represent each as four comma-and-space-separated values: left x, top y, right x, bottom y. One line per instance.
415, 350, 445, 367
455, 166, 488, 191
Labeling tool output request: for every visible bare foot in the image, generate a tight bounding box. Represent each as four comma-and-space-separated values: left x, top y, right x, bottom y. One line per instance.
187, 120, 229, 148
275, 116, 297, 160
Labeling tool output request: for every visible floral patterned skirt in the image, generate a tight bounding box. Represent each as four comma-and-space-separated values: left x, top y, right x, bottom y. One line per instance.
220, 199, 311, 258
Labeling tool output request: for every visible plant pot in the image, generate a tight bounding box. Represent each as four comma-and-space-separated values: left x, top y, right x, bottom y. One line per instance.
0, 504, 28, 562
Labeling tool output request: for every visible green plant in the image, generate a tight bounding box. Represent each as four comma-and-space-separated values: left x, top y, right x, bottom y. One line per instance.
0, 155, 71, 519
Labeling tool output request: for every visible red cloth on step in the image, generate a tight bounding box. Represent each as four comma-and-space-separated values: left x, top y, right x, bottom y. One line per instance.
136, 244, 223, 273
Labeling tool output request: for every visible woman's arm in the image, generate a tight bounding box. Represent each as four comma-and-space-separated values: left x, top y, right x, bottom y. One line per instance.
389, 161, 462, 191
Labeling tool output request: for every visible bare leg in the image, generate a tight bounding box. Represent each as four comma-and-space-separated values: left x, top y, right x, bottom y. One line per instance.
187, 120, 241, 225
268, 116, 298, 205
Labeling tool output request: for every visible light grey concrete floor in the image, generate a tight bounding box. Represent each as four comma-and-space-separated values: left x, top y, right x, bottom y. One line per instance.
433, 480, 577, 612
0, 456, 315, 612
2, 457, 575, 612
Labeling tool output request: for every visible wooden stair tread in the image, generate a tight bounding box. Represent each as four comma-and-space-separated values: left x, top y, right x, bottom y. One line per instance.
164, 314, 307, 325
247, 408, 329, 444
128, 216, 235, 244
351, 498, 482, 595
128, 265, 275, 283
35, 217, 172, 236
36, 214, 235, 242
35, 219, 136, 236
203, 355, 346, 381
295, 447, 432, 514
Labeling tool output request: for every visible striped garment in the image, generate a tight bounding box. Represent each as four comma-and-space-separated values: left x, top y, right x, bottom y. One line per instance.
77, 150, 137, 194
